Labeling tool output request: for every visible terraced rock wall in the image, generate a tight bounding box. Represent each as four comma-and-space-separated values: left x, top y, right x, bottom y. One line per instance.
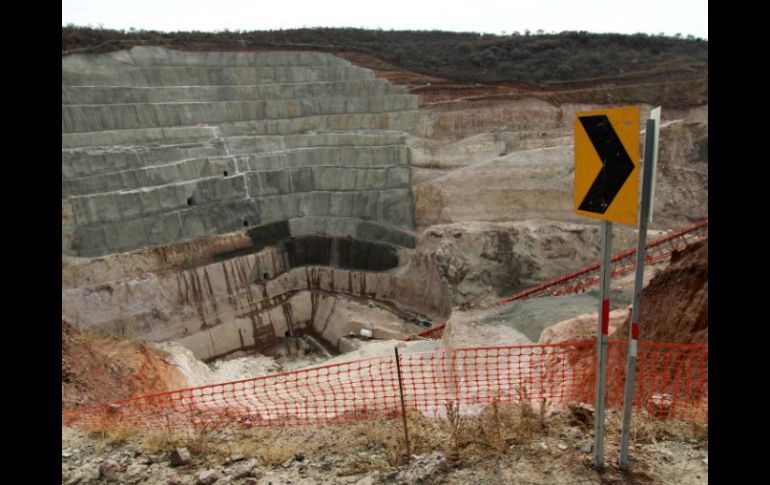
61, 46, 708, 358
62, 47, 419, 256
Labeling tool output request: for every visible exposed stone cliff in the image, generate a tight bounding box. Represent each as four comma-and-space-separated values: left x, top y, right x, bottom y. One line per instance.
62, 47, 419, 257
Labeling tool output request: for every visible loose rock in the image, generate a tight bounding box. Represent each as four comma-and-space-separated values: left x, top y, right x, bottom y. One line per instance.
63, 473, 84, 485
197, 469, 221, 485
99, 459, 120, 481
170, 447, 192, 466
224, 453, 245, 465
659, 451, 675, 464
391, 451, 447, 484
125, 463, 148, 482
561, 426, 582, 440
231, 464, 253, 479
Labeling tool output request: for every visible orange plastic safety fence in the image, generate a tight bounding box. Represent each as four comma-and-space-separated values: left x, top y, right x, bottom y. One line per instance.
62, 341, 707, 430
606, 342, 708, 422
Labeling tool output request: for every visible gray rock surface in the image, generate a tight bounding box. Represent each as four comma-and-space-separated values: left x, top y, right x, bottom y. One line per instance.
197, 469, 221, 485
62, 47, 419, 256
98, 459, 120, 480
170, 447, 192, 466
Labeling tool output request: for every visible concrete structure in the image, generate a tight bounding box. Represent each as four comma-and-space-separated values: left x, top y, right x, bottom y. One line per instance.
62, 47, 419, 256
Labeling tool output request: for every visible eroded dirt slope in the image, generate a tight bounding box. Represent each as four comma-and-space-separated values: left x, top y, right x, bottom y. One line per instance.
62, 319, 188, 409
611, 240, 707, 344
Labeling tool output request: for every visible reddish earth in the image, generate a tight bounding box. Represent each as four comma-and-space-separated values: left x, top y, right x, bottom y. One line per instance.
336, 51, 706, 108
561, 240, 708, 411
69, 42, 704, 108
611, 239, 708, 345
62, 320, 188, 409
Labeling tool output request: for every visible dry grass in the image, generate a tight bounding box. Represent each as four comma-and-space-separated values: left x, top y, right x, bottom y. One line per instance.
339, 396, 557, 467
337, 458, 387, 477
75, 329, 135, 348
444, 400, 464, 455
141, 428, 196, 454
604, 411, 708, 445
228, 428, 273, 458
255, 446, 296, 466
83, 402, 706, 473
76, 328, 172, 361
137, 426, 306, 467
89, 427, 137, 449
141, 429, 214, 456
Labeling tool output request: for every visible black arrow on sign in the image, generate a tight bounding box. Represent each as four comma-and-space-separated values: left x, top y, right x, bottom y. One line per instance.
577, 115, 635, 214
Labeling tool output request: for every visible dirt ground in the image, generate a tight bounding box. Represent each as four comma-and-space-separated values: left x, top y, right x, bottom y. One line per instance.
62, 320, 188, 409
61, 241, 709, 484
611, 240, 707, 345
61, 403, 707, 485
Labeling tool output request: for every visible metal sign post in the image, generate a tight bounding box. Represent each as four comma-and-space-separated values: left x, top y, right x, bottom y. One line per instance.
618, 116, 659, 469
593, 220, 612, 467
573, 106, 640, 468
647, 107, 661, 223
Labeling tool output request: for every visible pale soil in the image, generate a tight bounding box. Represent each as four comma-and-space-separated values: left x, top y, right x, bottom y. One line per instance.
436, 256, 666, 347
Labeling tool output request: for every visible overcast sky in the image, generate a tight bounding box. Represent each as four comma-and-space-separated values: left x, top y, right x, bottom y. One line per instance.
62, 0, 708, 39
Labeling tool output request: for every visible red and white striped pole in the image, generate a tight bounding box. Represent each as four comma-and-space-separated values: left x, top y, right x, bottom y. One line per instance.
619, 111, 660, 469
593, 219, 612, 467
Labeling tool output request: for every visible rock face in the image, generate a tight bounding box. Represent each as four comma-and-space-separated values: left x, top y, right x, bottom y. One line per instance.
442, 311, 532, 349
611, 240, 708, 344
539, 308, 630, 345
412, 102, 707, 230
61, 46, 707, 374
62, 47, 419, 257
414, 146, 574, 226
652, 120, 709, 228
62, 243, 450, 360
414, 220, 639, 304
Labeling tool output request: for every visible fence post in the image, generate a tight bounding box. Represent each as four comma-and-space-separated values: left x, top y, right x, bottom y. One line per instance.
394, 347, 411, 463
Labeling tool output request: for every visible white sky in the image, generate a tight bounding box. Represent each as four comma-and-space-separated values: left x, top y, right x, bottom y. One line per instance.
62, 0, 708, 39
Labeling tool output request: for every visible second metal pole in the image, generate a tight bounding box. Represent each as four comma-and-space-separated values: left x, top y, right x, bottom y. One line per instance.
593, 220, 612, 467
619, 118, 658, 469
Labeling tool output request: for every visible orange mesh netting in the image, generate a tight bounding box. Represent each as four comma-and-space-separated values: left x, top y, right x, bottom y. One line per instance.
62, 341, 706, 430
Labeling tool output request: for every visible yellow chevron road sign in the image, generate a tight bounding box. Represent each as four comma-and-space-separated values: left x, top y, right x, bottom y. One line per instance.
574, 106, 640, 226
